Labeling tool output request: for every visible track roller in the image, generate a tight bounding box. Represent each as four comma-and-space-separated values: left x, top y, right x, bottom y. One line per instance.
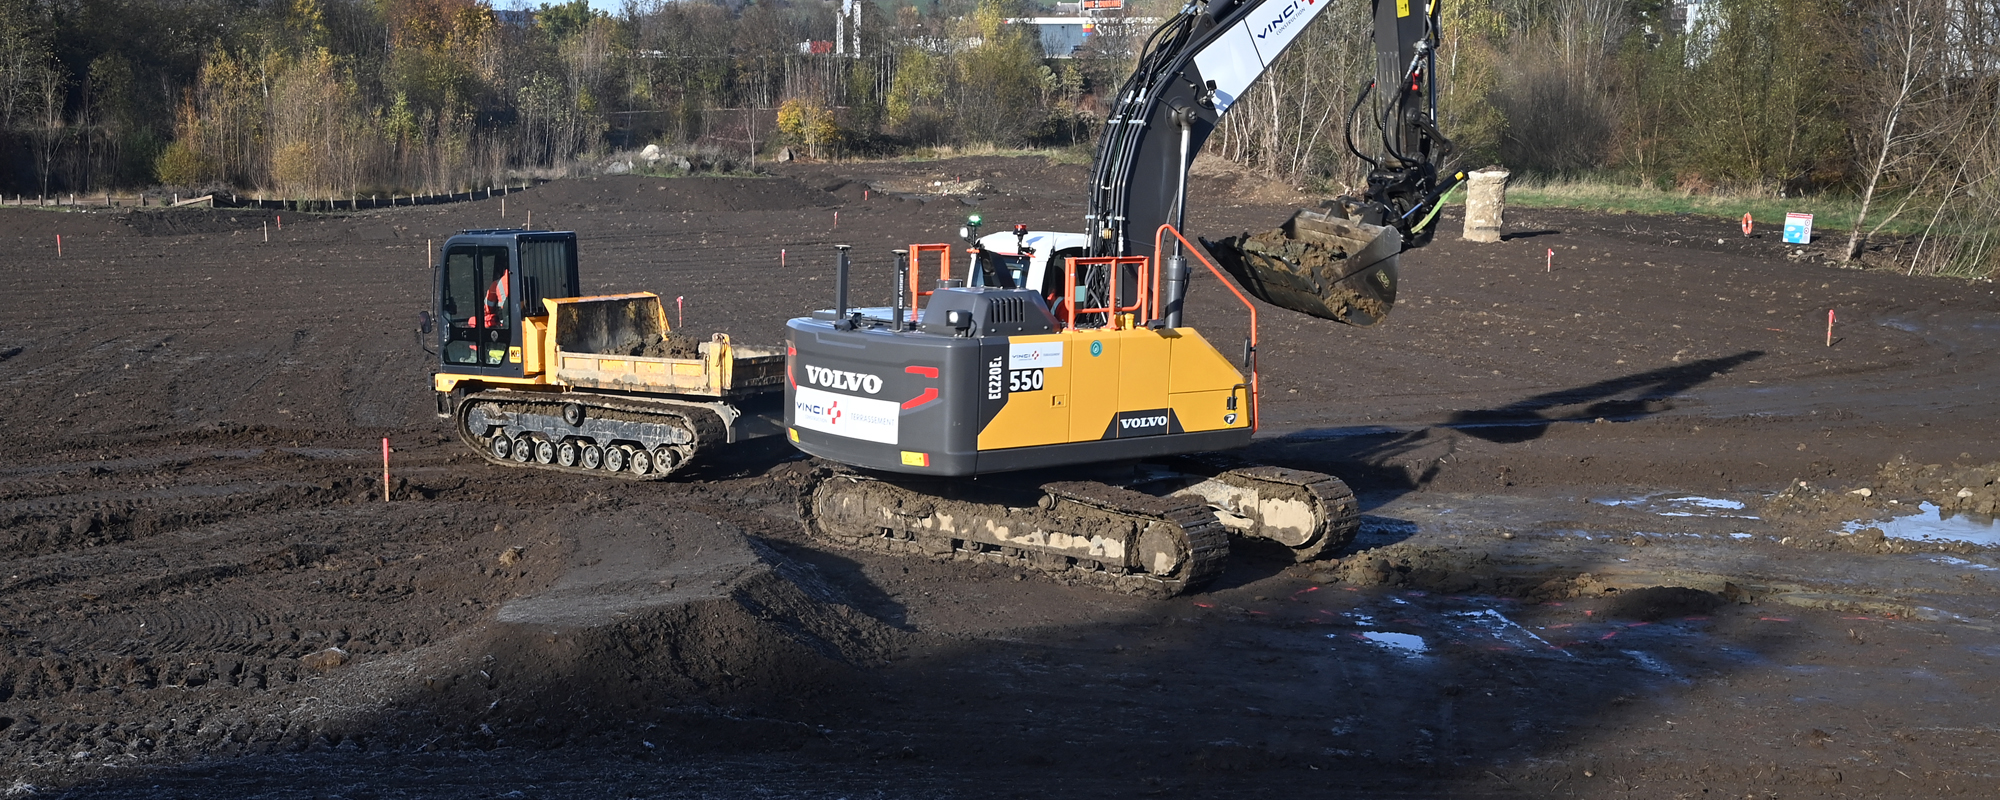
453, 390, 721, 480
800, 467, 1228, 598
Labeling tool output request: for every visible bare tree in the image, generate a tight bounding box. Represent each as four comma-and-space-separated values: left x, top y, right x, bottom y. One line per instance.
31, 62, 62, 200
1843, 0, 1955, 261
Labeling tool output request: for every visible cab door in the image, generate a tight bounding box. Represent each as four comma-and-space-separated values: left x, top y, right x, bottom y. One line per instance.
437, 241, 523, 378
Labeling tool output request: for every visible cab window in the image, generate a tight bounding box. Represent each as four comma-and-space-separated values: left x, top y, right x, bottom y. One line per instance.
441, 245, 511, 366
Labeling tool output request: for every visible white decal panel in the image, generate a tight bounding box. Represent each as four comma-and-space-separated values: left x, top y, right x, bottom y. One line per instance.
1192, 24, 1263, 113
1192, 0, 1337, 114
794, 385, 900, 444
1008, 341, 1064, 370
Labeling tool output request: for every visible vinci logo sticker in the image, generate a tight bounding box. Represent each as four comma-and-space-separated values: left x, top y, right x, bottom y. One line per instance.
793, 385, 900, 444
1008, 341, 1064, 370
1104, 408, 1183, 438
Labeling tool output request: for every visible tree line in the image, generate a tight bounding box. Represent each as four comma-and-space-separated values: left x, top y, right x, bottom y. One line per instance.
0, 0, 1994, 272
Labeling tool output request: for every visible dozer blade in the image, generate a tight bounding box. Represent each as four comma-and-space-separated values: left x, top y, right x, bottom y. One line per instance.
1200, 208, 1402, 326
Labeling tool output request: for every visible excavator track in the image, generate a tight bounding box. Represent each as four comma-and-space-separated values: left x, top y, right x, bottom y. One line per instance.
454, 390, 728, 480
1167, 465, 1360, 562
800, 466, 1229, 598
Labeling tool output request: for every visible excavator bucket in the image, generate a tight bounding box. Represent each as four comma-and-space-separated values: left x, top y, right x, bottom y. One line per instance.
1200, 208, 1402, 327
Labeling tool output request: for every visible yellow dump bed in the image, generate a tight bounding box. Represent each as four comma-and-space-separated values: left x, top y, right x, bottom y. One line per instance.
544, 293, 784, 397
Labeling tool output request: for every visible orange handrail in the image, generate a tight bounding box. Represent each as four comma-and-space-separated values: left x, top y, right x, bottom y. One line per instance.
1059, 255, 1153, 331
906, 243, 954, 319
1154, 224, 1259, 431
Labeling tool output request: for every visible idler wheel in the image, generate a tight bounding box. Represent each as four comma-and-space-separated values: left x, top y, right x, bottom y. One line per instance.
654, 446, 681, 473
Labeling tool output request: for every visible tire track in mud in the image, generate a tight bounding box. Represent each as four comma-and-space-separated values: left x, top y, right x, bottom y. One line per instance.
0, 444, 393, 559
0, 495, 508, 709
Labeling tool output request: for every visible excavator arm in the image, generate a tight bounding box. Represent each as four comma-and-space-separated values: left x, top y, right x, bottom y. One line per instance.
1082, 0, 1458, 326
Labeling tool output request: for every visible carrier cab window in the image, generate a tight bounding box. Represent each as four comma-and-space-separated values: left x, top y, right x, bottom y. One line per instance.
442, 245, 511, 366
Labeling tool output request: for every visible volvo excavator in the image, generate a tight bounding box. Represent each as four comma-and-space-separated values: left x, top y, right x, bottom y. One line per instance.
426, 0, 1456, 596
784, 0, 1461, 596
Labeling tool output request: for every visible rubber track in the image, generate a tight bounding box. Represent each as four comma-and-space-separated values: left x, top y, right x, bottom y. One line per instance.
454, 390, 727, 481
1213, 466, 1361, 561
800, 467, 1229, 598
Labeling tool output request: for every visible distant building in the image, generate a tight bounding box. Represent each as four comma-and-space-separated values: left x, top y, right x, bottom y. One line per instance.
1005, 15, 1154, 58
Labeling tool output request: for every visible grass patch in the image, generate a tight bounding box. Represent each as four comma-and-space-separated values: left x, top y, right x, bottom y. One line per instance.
1497, 175, 1996, 278
886, 144, 1093, 166
1497, 177, 1933, 236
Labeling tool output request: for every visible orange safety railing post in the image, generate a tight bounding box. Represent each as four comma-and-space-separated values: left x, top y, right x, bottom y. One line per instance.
1060, 256, 1078, 330
1064, 255, 1153, 330
905, 243, 955, 321
1154, 224, 1259, 430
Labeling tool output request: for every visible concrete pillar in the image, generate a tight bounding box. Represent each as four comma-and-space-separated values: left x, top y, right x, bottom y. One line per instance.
1462, 168, 1510, 243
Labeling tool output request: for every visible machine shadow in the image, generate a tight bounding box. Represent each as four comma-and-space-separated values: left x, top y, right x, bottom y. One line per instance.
1254, 350, 1765, 495
41, 531, 1811, 799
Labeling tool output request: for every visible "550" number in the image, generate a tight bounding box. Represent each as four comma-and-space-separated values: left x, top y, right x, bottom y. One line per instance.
1007, 369, 1044, 393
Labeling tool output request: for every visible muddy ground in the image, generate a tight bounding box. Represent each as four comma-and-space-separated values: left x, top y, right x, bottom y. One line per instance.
3, 155, 2000, 798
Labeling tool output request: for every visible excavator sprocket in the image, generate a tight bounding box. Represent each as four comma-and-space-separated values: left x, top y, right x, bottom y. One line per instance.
800, 466, 1229, 598
455, 390, 726, 480
1165, 465, 1361, 562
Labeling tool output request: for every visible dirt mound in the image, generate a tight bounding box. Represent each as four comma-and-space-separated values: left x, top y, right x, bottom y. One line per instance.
307, 506, 899, 749
1598, 585, 1726, 621
524, 175, 839, 213
1869, 455, 2000, 516
624, 330, 705, 359
0, 503, 895, 780
1764, 456, 2000, 538
0, 207, 129, 236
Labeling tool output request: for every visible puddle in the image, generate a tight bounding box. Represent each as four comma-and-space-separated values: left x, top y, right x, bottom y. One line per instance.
1844, 502, 2000, 547
1592, 494, 1758, 520
1923, 555, 1999, 572
1448, 608, 1566, 655
1356, 631, 1428, 656
1621, 649, 1679, 677
1730, 533, 1754, 540
1668, 496, 1746, 511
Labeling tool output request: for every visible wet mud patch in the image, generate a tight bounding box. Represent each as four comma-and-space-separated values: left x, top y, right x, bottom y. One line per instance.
1762, 455, 2000, 551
